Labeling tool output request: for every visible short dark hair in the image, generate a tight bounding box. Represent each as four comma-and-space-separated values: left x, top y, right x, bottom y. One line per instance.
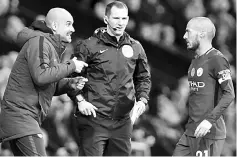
105, 1, 128, 16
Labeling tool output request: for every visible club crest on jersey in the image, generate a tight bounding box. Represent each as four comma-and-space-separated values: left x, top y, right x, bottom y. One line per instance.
191, 68, 195, 77
197, 68, 203, 77
122, 45, 133, 58
218, 69, 231, 84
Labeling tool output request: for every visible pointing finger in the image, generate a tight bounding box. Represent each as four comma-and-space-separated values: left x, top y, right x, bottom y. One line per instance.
91, 108, 97, 118
72, 57, 77, 61
83, 62, 88, 67
92, 105, 98, 110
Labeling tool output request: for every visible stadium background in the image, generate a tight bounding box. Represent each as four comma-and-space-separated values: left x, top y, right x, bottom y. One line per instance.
0, 0, 236, 156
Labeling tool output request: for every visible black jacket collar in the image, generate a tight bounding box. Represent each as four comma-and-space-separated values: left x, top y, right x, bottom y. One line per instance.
93, 27, 132, 47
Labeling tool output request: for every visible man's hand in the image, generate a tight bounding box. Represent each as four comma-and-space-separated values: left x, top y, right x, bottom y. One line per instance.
77, 100, 98, 117
130, 101, 146, 124
136, 101, 146, 117
194, 119, 212, 138
72, 57, 88, 73
69, 76, 88, 90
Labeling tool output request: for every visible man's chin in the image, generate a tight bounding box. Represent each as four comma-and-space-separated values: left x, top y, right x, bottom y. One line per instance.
187, 46, 192, 50
187, 47, 198, 52
62, 38, 71, 43
67, 39, 72, 43
187, 45, 194, 50
114, 32, 123, 36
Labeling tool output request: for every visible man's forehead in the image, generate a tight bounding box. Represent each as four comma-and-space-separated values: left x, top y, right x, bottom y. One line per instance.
186, 22, 203, 33
110, 6, 128, 16
187, 18, 214, 33
59, 14, 73, 22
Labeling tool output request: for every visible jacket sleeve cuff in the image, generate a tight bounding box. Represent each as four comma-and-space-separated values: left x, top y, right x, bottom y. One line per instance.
67, 90, 82, 104
138, 97, 148, 105
66, 60, 76, 73
137, 92, 149, 101
205, 115, 216, 124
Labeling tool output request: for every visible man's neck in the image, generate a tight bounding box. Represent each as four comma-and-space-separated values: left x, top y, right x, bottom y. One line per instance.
106, 27, 122, 42
195, 43, 213, 57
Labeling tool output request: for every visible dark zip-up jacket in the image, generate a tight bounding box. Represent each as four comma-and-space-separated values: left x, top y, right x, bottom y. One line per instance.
0, 21, 76, 142
74, 27, 151, 119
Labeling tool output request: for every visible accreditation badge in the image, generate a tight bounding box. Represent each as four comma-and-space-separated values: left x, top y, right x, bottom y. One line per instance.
122, 45, 133, 58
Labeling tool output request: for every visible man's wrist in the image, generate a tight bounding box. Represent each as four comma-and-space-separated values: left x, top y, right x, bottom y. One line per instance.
76, 94, 85, 102
139, 97, 148, 105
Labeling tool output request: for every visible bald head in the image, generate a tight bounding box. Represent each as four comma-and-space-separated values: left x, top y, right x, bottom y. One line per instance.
45, 8, 75, 43
45, 8, 72, 27
187, 17, 216, 40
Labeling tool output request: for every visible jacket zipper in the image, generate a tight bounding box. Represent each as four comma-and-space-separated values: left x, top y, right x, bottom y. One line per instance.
60, 47, 67, 62
111, 44, 120, 120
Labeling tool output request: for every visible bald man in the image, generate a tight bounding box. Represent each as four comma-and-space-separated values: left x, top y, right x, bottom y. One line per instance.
172, 17, 235, 156
45, 8, 74, 43
0, 8, 88, 156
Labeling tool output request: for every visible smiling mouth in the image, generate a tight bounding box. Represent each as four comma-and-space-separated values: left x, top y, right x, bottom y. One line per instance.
115, 27, 123, 30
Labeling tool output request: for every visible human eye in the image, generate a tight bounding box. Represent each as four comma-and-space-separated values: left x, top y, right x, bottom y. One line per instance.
186, 29, 190, 35
122, 17, 128, 20
66, 22, 72, 27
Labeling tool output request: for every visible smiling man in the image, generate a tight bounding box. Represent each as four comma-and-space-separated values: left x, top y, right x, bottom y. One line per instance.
0, 8, 88, 156
72, 1, 151, 156
45, 8, 74, 43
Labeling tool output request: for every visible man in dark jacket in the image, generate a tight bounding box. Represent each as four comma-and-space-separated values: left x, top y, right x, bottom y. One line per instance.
0, 8, 88, 156
73, 1, 151, 156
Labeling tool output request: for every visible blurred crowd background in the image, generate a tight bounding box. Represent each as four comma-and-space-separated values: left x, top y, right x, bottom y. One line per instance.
0, 0, 236, 156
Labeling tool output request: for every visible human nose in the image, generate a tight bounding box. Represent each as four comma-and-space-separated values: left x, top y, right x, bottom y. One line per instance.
183, 32, 187, 40
71, 26, 75, 33
118, 18, 124, 25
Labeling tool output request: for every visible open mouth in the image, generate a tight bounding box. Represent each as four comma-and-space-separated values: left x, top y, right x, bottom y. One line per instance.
67, 32, 72, 37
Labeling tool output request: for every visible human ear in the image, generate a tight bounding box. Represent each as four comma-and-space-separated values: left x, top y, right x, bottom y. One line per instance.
104, 16, 108, 24
51, 21, 58, 32
199, 31, 205, 39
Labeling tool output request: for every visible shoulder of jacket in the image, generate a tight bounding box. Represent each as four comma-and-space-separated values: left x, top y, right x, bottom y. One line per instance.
27, 36, 44, 46
28, 36, 49, 44
27, 36, 53, 52
81, 36, 100, 48
129, 37, 142, 46
129, 37, 144, 52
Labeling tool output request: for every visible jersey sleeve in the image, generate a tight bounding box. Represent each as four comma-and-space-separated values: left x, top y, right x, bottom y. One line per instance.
212, 56, 232, 84
205, 55, 235, 124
